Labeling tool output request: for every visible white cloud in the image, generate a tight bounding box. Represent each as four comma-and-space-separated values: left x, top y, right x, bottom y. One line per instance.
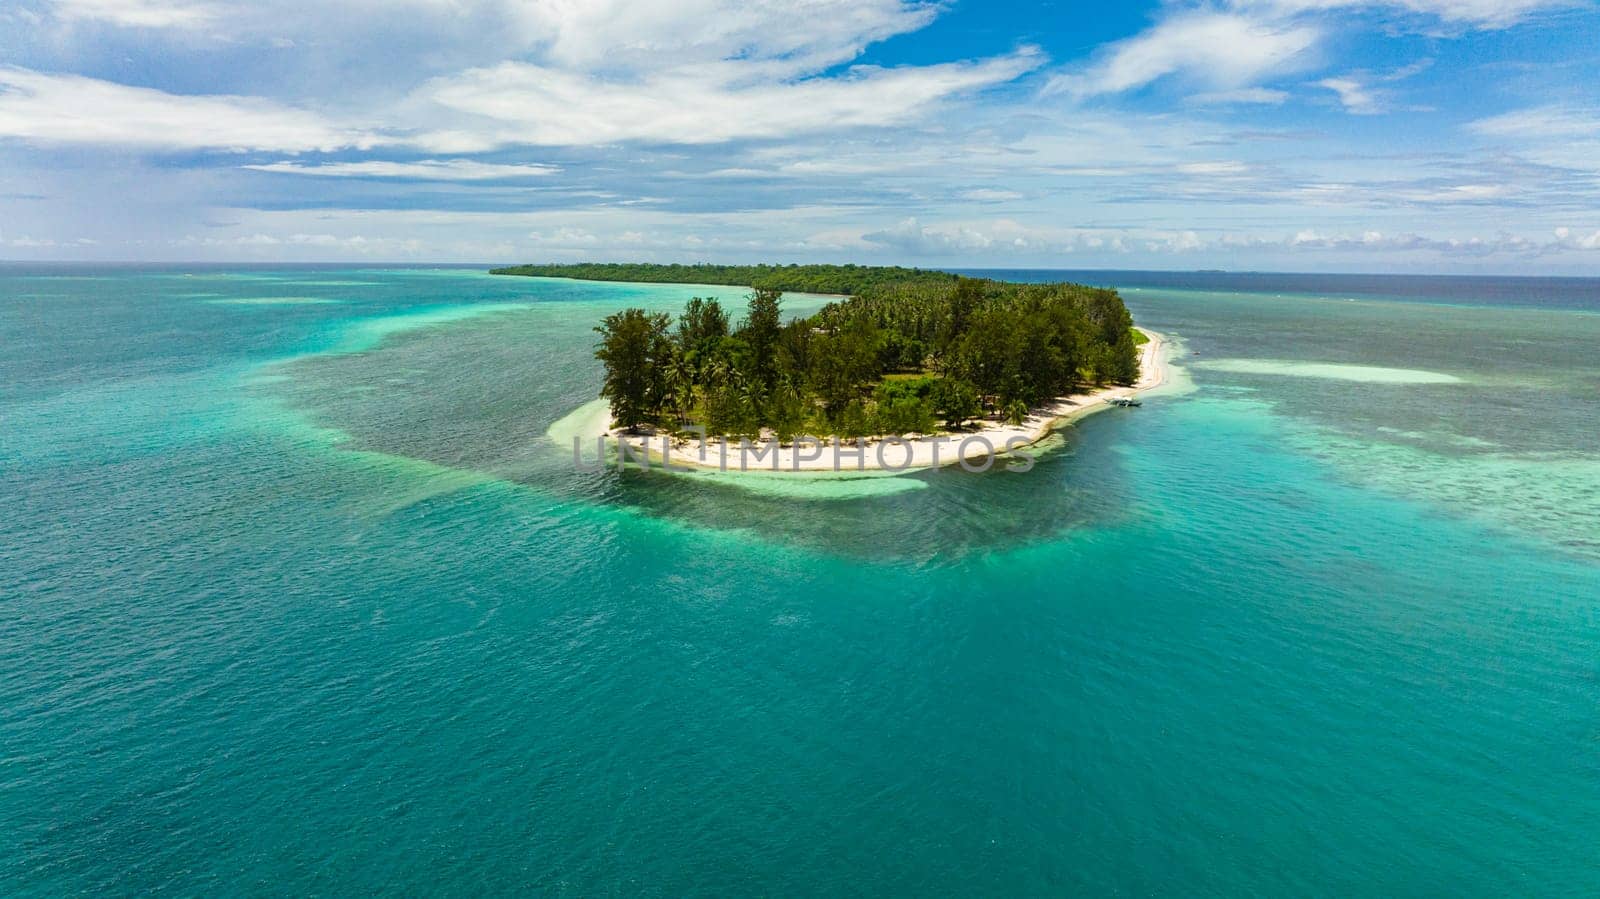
243, 159, 560, 180
132, 203, 895, 263
1314, 58, 1432, 113
171, 231, 429, 255
1047, 0, 1556, 102
25, 1, 1032, 151
1468, 105, 1600, 172
1215, 226, 1600, 256
859, 216, 1600, 260
859, 217, 1217, 256
1177, 161, 1253, 176
0, 228, 100, 248
40, 0, 942, 80
50, 0, 217, 28
0, 67, 379, 152
524, 226, 606, 248
419, 50, 1041, 147
1236, 0, 1568, 29
42, 0, 459, 34
1553, 227, 1600, 250
21, 0, 951, 160
1395, 183, 1511, 203
862, 217, 1000, 253
1188, 87, 1291, 105
959, 189, 1025, 202
497, 0, 939, 75
1316, 76, 1379, 113
1281, 228, 1547, 254
1045, 12, 1319, 98
1470, 105, 1599, 140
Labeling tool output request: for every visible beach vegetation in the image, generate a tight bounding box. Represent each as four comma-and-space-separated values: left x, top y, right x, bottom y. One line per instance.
565, 265, 1140, 438
593, 308, 673, 431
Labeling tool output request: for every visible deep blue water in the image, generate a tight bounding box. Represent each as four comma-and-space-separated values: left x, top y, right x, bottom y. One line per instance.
4, 266, 1600, 895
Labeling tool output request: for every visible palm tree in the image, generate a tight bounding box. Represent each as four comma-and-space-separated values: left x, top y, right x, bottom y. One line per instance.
665, 353, 696, 424
737, 375, 767, 438
707, 354, 732, 390
1004, 399, 1029, 427
771, 376, 805, 444
777, 374, 803, 405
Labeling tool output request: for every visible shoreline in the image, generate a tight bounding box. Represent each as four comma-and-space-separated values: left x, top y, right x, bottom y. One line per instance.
566, 329, 1171, 473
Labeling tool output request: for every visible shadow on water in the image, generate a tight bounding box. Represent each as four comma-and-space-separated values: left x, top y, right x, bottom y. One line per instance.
256, 303, 1144, 562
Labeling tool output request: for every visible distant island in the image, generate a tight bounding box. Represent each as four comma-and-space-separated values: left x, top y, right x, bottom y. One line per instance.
495, 263, 1164, 471
489, 262, 958, 296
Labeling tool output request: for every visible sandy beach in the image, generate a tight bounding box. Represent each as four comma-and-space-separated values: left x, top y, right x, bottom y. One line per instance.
570, 329, 1171, 473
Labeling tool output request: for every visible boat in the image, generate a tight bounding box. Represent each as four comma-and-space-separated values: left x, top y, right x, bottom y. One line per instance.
1106, 396, 1142, 407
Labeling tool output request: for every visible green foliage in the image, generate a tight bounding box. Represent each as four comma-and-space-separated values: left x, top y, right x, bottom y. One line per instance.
872, 379, 937, 435
593, 308, 673, 431
1004, 400, 1030, 427
808, 313, 882, 419
740, 288, 783, 391
492, 262, 956, 296
768, 388, 808, 445
678, 297, 729, 353
1106, 328, 1141, 386
930, 377, 981, 428
837, 400, 874, 439
576, 265, 1141, 438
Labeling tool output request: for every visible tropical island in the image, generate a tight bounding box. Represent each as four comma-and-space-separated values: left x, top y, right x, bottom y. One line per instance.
490, 261, 958, 296
493, 263, 1167, 471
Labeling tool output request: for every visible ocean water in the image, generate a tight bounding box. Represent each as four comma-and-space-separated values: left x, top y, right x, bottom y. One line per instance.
4, 265, 1600, 895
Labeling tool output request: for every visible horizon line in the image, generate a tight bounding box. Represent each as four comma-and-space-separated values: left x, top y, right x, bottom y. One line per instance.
6, 259, 1600, 280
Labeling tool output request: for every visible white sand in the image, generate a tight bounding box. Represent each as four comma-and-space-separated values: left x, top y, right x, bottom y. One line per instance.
1191, 359, 1460, 384
576, 329, 1171, 473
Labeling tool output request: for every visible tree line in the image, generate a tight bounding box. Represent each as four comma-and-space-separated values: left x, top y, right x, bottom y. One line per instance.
582, 268, 1141, 439
491, 262, 957, 296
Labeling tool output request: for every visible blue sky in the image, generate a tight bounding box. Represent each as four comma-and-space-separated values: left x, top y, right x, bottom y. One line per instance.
1, 0, 1597, 272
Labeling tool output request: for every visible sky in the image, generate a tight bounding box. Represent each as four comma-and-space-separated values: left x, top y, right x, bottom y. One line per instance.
1, 0, 1598, 272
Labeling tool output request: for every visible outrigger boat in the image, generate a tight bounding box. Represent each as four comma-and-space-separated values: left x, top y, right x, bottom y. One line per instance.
1106, 395, 1142, 407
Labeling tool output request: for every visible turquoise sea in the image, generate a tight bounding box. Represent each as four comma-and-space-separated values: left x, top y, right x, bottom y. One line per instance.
4, 265, 1600, 895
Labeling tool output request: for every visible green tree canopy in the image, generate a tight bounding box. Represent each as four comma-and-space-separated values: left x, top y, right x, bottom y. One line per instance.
594, 308, 672, 431
579, 266, 1141, 438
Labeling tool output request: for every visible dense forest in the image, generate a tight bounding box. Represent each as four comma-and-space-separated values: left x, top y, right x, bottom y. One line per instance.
501, 264, 1141, 439
490, 262, 957, 296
